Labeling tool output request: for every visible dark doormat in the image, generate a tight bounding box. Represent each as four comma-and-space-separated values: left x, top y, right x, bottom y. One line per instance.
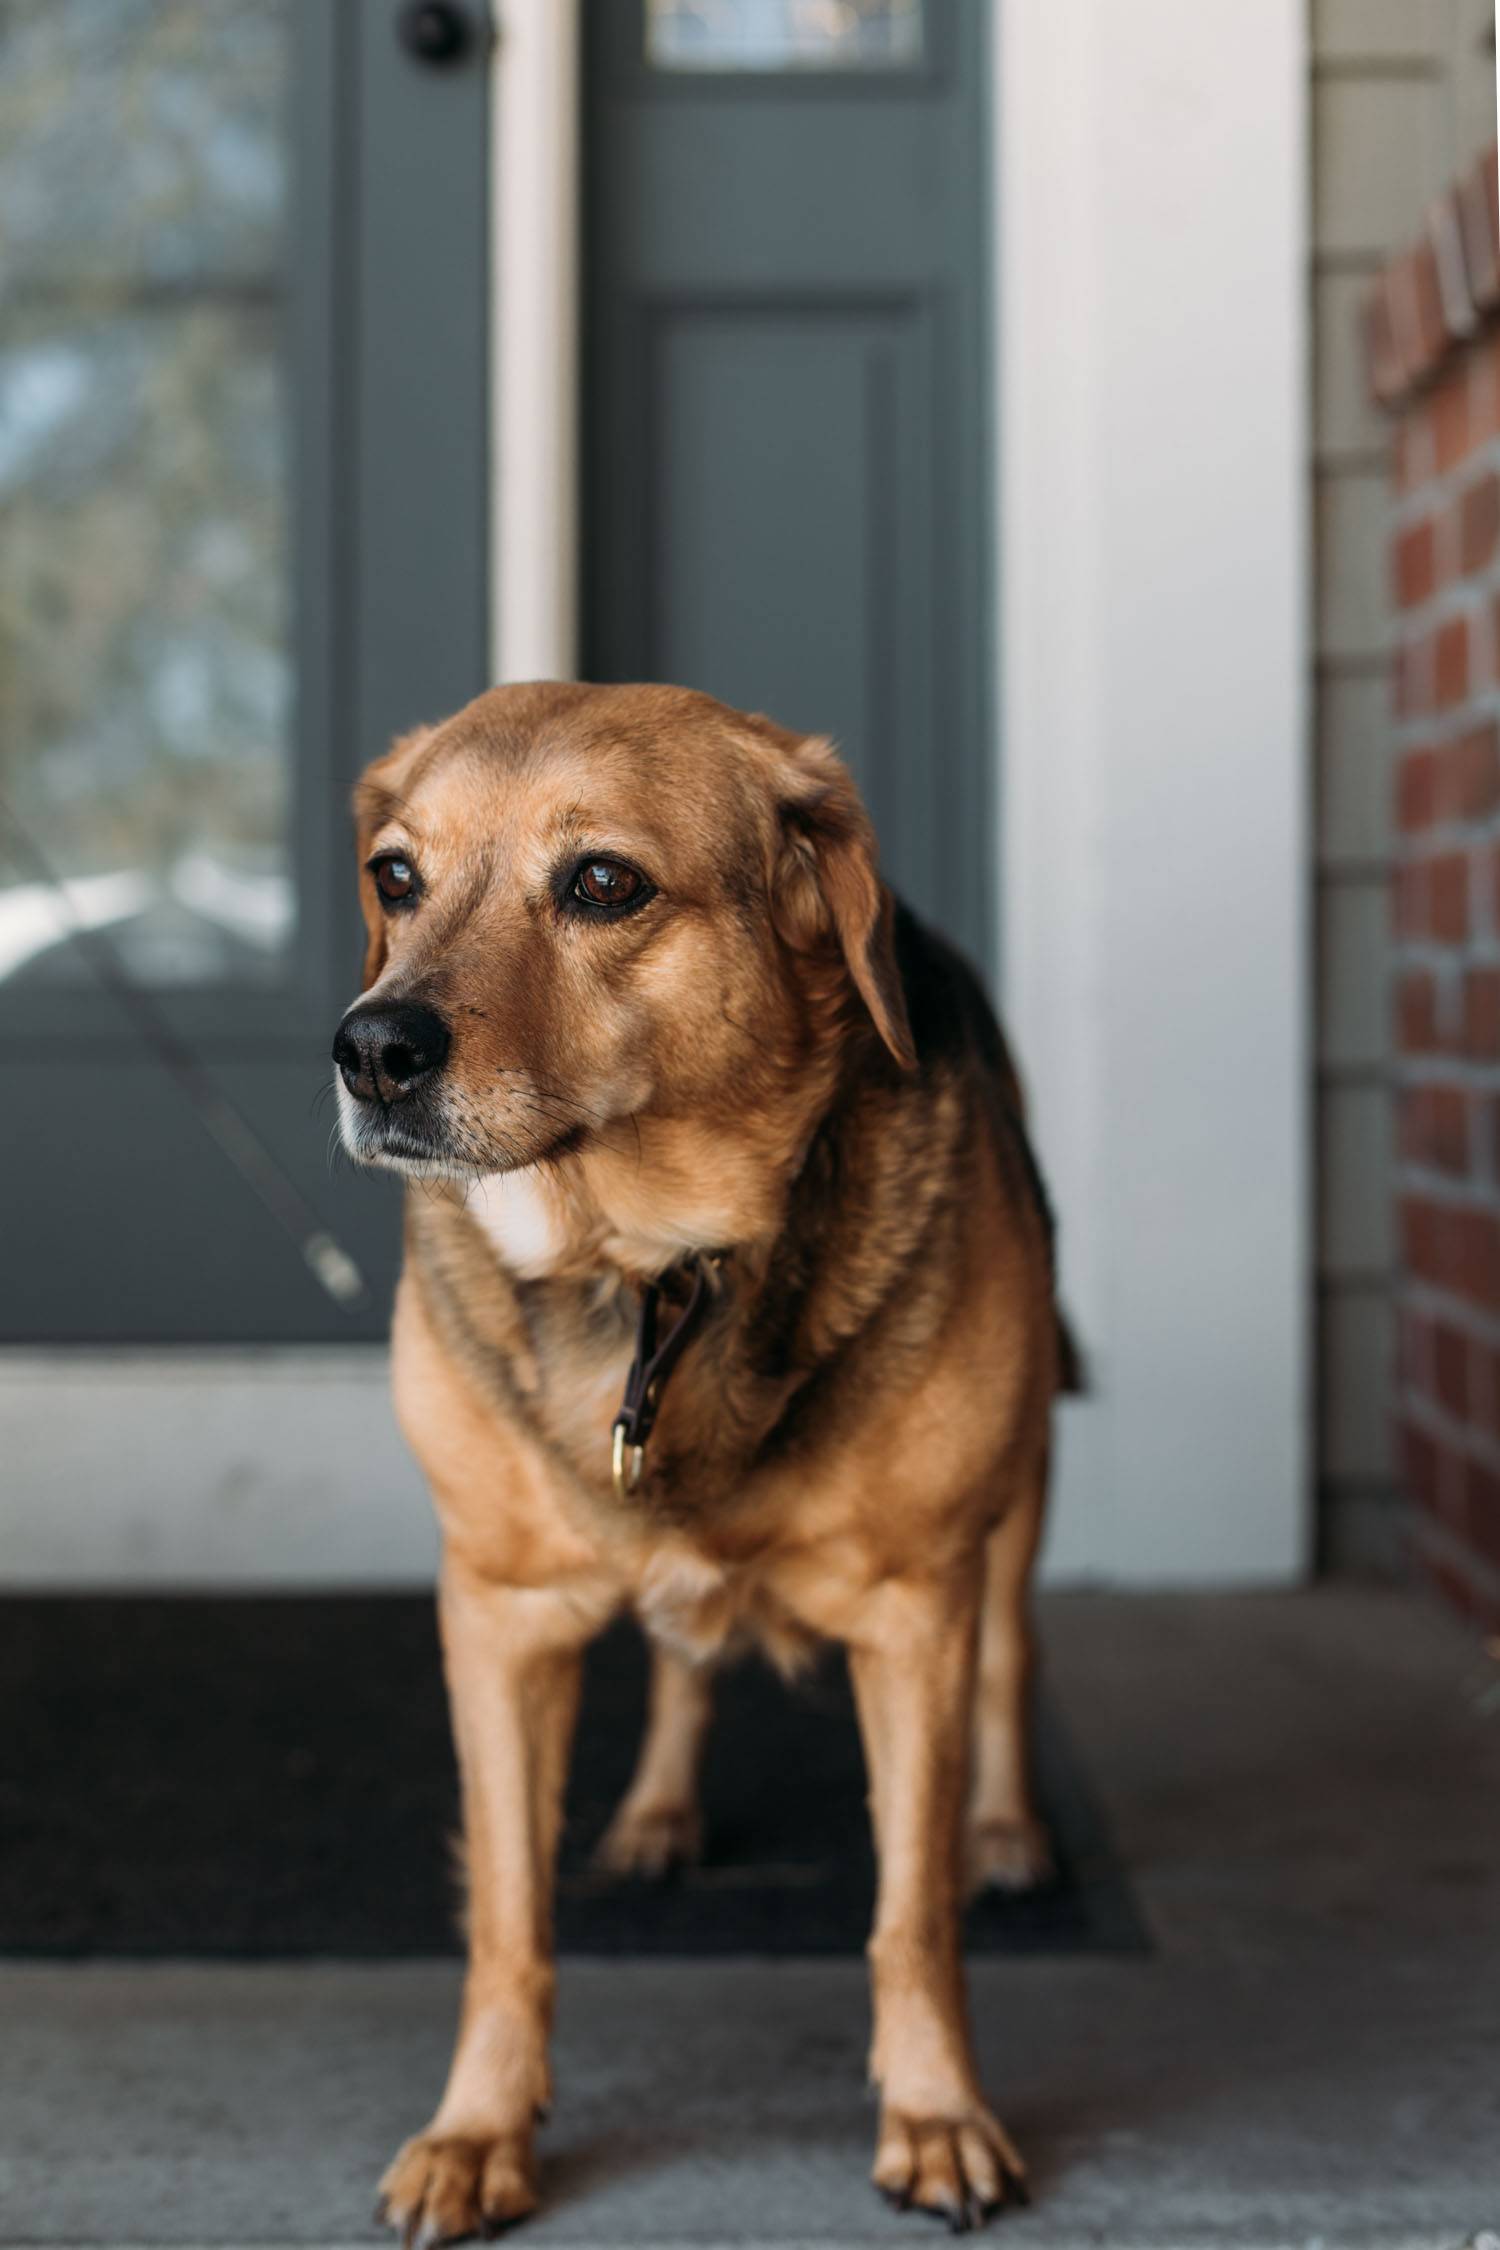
0, 1596, 1147, 1958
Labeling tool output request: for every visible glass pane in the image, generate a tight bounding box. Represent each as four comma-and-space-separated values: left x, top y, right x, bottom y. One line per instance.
646, 0, 924, 73
0, 0, 294, 989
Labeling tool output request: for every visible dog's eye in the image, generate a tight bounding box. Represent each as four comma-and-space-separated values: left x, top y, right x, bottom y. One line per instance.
573, 859, 646, 910
371, 855, 417, 905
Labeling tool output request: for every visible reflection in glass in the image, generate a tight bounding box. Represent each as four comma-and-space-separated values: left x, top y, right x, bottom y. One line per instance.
0, 0, 293, 987
647, 0, 923, 73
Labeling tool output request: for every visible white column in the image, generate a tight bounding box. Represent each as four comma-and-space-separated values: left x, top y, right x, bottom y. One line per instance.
997, 0, 1311, 1581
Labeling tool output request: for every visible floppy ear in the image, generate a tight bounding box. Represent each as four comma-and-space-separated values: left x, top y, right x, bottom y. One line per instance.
773, 735, 916, 1071
350, 724, 434, 993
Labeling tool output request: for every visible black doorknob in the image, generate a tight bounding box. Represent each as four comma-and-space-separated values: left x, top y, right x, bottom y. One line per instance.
397, 1, 475, 66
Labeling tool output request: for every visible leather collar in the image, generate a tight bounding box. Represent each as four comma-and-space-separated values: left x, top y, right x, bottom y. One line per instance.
611, 1253, 723, 1498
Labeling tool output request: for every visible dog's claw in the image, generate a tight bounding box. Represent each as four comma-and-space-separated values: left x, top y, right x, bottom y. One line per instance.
873, 2107, 1025, 2232
377, 2128, 539, 2246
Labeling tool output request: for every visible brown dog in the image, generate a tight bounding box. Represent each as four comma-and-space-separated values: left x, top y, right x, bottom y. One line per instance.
333, 682, 1064, 2238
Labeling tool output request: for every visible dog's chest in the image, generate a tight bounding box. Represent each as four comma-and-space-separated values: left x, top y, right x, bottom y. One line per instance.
451, 1185, 859, 1649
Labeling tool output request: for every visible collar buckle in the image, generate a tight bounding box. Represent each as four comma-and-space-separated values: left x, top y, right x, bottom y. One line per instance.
612, 1419, 645, 1502
608, 1252, 722, 1498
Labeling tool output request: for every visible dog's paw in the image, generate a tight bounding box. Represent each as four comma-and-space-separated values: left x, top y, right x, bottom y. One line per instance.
872, 2105, 1028, 2233
376, 2129, 537, 2245
964, 1814, 1054, 1898
592, 1799, 701, 1880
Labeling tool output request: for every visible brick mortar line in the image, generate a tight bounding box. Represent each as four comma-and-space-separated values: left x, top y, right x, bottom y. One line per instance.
1390, 604, 1500, 650
1409, 1505, 1500, 1612
1390, 674, 1500, 739
1395, 595, 1500, 645
1394, 938, 1500, 966
1395, 940, 1500, 966
1394, 1165, 1500, 1205
1392, 841, 1500, 865
1398, 1272, 1500, 1349
1391, 425, 1500, 497
1391, 700, 1500, 753
1394, 878, 1500, 946
1392, 699, 1500, 756
1390, 809, 1500, 850
1399, 1390, 1500, 1480
1394, 1055, 1500, 1083
1390, 430, 1500, 533
1398, 1165, 1498, 1199
1403, 1287, 1500, 1350
1387, 579, 1499, 644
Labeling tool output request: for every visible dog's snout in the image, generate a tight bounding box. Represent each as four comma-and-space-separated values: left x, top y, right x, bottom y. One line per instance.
333, 1001, 450, 1105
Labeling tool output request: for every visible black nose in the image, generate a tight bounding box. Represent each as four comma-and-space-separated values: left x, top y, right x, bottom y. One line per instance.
332, 1001, 451, 1104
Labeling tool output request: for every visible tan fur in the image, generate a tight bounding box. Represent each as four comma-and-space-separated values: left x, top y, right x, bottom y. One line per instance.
341, 683, 1061, 2237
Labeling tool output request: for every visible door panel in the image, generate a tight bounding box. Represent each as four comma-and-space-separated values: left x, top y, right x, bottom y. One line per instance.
583, 0, 990, 963
648, 303, 940, 919
0, 0, 491, 1343
6, 1060, 390, 1344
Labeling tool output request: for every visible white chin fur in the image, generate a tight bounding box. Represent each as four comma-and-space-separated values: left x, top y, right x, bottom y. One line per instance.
464, 1168, 566, 1278
360, 1146, 474, 1182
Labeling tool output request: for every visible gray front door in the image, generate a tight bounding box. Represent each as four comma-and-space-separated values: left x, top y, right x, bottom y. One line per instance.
0, 0, 491, 1344
583, 0, 991, 965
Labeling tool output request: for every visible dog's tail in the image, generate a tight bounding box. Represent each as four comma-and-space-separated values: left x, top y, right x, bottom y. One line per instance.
1056, 1309, 1087, 1397
957, 966, 1087, 1400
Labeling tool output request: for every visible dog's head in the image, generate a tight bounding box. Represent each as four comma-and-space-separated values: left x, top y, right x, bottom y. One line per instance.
332, 682, 913, 1203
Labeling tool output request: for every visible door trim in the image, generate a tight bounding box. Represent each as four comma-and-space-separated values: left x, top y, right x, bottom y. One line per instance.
997, 0, 1311, 1583
492, 0, 581, 682
0, 1349, 435, 1587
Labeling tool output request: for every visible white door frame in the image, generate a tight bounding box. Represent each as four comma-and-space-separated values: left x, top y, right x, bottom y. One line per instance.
998, 0, 1310, 1582
492, 0, 580, 683
1, 0, 1309, 1587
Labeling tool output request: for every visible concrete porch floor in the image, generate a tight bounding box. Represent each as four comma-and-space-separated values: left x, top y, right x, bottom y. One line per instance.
1, 1588, 1497, 2249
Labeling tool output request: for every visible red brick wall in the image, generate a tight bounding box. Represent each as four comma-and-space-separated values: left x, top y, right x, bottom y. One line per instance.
1381, 183, 1500, 1627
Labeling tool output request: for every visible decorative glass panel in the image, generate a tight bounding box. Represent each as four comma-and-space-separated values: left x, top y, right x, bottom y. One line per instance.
646, 0, 924, 73
0, 0, 294, 987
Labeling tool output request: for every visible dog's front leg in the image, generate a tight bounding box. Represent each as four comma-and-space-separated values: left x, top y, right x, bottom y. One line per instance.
378, 1555, 592, 2244
849, 1573, 1029, 2230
